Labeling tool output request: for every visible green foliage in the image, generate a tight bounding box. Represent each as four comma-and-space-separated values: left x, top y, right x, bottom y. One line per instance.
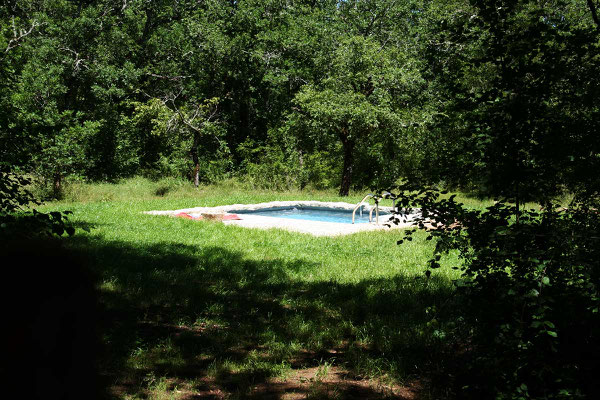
120, 99, 183, 178
392, 186, 600, 398
1, 0, 432, 193
2, 1, 600, 395
119, 98, 231, 183
0, 169, 74, 238
0, 169, 39, 214
287, 33, 422, 195
391, 3, 600, 393
237, 134, 300, 190
302, 150, 342, 190
423, 0, 600, 201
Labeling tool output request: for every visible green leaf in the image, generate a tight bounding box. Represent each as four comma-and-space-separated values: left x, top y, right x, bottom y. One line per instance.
541, 276, 550, 285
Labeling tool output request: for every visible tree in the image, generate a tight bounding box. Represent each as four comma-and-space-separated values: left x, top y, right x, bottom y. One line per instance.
165, 97, 224, 188
392, 1, 600, 397
289, 35, 413, 196
423, 0, 600, 202
9, 4, 102, 197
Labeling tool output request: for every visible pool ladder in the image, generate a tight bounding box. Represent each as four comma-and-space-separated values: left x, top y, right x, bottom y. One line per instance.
352, 192, 396, 224
352, 194, 379, 224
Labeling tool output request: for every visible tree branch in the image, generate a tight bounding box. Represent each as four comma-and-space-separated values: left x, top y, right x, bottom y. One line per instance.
164, 97, 219, 135
59, 47, 88, 72
5, 18, 44, 53
587, 0, 600, 28
147, 73, 192, 81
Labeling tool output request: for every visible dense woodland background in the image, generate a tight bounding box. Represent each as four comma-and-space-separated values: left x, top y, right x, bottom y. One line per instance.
2, 1, 600, 399
2, 0, 598, 199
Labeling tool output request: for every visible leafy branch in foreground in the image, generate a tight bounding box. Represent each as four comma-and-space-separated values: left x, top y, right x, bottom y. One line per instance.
0, 169, 74, 238
391, 187, 600, 399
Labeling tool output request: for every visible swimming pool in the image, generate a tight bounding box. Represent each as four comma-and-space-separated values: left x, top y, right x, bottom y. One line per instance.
231, 206, 389, 224
146, 200, 410, 236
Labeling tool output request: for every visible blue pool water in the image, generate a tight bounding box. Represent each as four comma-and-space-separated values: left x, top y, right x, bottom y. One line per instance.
232, 207, 388, 224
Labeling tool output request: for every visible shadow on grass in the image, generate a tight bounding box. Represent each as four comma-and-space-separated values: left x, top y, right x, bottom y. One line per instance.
69, 220, 103, 232
1, 238, 102, 400
64, 235, 458, 399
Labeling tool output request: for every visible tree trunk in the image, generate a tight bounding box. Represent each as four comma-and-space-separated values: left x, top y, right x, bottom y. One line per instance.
53, 171, 62, 199
587, 0, 600, 28
191, 133, 200, 188
339, 131, 354, 197
298, 149, 306, 190
193, 162, 200, 188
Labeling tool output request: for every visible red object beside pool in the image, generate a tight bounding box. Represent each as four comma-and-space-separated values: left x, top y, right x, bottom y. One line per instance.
175, 213, 242, 221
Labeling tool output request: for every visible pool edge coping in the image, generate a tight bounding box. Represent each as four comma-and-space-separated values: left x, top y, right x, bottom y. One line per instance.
143, 201, 411, 237
143, 200, 393, 215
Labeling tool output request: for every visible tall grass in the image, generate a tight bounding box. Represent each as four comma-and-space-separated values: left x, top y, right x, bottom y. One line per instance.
50, 176, 375, 205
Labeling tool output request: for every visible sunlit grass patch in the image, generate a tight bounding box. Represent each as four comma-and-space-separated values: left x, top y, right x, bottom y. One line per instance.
38, 178, 472, 398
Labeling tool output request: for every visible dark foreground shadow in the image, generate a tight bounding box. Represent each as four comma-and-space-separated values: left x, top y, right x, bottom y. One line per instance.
2, 234, 457, 399
1, 238, 102, 400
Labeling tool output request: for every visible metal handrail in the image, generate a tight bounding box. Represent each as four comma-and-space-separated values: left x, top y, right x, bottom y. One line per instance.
353, 191, 397, 225
352, 194, 373, 224
369, 203, 379, 225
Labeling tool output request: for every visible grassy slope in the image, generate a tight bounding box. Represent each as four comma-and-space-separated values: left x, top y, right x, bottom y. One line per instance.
41, 178, 464, 399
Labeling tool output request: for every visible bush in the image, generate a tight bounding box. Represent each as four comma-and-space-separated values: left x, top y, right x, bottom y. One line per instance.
394, 188, 600, 399
0, 169, 74, 238
301, 150, 342, 191
237, 138, 301, 190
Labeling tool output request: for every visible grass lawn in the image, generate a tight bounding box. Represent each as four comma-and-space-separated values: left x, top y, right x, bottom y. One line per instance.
40, 178, 465, 399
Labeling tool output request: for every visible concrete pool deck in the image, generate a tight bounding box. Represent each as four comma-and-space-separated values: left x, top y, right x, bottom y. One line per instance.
144, 201, 416, 237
